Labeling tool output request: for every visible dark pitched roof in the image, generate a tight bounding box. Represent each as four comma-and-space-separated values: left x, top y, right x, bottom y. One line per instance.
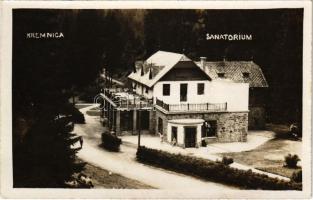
195, 61, 268, 87
129, 51, 268, 88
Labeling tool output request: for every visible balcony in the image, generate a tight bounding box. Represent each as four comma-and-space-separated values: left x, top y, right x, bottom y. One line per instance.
155, 98, 227, 113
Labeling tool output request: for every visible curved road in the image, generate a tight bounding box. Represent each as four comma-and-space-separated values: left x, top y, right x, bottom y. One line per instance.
75, 104, 236, 191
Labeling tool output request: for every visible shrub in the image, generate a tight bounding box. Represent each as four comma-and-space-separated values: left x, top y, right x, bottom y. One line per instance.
221, 156, 234, 165
291, 170, 302, 183
62, 104, 85, 124
71, 107, 85, 124
101, 132, 122, 152
284, 154, 300, 168
136, 146, 302, 190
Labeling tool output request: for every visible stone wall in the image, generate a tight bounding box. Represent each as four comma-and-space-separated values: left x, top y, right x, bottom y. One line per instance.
154, 110, 248, 143
213, 112, 248, 142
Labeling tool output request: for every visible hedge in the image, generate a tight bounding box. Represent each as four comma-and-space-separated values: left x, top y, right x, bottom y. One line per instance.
291, 170, 302, 183
221, 156, 234, 165
101, 132, 122, 152
136, 146, 302, 190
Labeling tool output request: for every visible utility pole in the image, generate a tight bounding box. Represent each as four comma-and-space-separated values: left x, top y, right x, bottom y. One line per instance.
137, 102, 142, 148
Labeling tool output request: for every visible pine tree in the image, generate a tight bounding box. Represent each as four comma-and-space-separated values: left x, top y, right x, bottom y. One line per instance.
13, 115, 85, 188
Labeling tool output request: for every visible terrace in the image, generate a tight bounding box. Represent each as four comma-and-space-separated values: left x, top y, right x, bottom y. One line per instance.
101, 89, 153, 110
155, 98, 227, 113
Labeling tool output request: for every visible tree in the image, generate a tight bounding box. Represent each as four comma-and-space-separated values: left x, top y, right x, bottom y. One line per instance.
12, 10, 96, 187
13, 116, 85, 187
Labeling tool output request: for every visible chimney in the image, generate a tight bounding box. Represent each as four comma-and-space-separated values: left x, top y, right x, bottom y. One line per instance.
149, 67, 153, 80
141, 64, 144, 76
200, 57, 207, 69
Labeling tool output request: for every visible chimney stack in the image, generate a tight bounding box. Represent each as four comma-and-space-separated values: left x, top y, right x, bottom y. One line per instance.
200, 57, 207, 69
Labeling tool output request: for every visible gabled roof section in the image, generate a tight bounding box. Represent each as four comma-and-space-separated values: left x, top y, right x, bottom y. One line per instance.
128, 51, 194, 87
195, 61, 268, 87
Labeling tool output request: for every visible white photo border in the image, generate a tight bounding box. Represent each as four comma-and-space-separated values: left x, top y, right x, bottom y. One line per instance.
0, 1, 312, 199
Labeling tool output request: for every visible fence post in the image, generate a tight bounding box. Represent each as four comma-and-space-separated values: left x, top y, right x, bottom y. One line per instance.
187, 103, 189, 110
225, 102, 227, 111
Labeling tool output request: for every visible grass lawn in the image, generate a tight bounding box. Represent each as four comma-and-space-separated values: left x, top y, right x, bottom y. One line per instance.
256, 166, 301, 178
219, 124, 302, 179
79, 159, 154, 189
220, 138, 301, 178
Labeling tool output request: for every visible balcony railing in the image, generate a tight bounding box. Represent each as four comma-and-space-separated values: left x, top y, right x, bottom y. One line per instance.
117, 99, 153, 109
102, 90, 153, 110
156, 98, 227, 112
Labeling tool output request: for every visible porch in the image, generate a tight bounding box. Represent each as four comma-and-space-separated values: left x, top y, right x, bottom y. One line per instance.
100, 89, 154, 135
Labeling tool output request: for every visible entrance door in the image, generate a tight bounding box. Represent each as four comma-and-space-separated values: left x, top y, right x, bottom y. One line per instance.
184, 127, 196, 147
180, 84, 188, 102
172, 126, 177, 141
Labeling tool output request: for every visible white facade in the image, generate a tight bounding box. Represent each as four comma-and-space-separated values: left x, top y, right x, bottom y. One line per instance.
133, 82, 153, 99
154, 80, 209, 104
153, 79, 249, 112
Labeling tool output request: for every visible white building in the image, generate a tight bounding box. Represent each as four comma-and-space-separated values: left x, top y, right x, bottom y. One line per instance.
103, 50, 267, 148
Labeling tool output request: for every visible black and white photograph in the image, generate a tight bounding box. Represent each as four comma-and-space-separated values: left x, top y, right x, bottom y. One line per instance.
0, 1, 312, 199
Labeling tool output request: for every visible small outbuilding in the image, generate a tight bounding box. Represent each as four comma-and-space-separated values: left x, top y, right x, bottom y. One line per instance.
167, 119, 204, 148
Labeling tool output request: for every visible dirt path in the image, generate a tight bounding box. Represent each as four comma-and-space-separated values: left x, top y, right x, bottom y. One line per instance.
75, 104, 235, 190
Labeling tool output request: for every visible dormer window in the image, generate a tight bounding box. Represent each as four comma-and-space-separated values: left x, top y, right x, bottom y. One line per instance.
217, 73, 225, 78
243, 72, 250, 78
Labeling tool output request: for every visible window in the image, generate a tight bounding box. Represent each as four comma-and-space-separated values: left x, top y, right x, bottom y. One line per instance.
197, 83, 205, 95
163, 84, 170, 96
242, 72, 250, 78
217, 73, 225, 78
145, 87, 149, 94
180, 84, 187, 102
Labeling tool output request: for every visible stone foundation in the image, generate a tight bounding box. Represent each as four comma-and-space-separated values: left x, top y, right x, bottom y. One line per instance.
154, 110, 248, 143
